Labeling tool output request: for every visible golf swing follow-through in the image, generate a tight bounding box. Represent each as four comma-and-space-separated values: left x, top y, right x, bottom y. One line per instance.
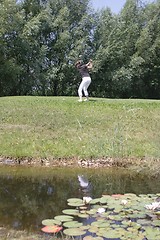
75, 58, 93, 102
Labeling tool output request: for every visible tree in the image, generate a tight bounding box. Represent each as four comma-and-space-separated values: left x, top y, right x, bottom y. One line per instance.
21, 0, 94, 96
134, 0, 160, 98
93, 0, 160, 99
0, 0, 24, 96
92, 7, 118, 97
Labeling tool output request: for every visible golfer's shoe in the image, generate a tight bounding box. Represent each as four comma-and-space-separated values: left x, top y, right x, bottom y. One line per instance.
78, 99, 83, 102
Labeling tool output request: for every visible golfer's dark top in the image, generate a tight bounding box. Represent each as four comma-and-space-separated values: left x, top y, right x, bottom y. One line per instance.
77, 64, 90, 78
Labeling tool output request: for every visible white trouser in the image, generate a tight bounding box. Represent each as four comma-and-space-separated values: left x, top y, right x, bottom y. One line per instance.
78, 77, 91, 97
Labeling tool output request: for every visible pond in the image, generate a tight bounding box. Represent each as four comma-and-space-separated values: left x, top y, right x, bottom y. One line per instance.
0, 165, 160, 235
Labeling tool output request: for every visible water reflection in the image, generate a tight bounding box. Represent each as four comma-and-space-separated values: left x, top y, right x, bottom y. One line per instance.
0, 165, 160, 234
78, 175, 92, 197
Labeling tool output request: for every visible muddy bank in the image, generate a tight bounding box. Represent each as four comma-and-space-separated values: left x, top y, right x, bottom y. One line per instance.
0, 156, 160, 177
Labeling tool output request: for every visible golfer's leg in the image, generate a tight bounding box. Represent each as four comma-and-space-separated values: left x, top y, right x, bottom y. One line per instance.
78, 80, 84, 101
83, 79, 91, 99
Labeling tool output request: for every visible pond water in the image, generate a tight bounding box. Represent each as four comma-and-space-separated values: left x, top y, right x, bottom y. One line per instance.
0, 165, 160, 235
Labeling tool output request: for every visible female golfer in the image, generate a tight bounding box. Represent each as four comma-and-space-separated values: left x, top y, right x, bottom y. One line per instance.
75, 59, 93, 102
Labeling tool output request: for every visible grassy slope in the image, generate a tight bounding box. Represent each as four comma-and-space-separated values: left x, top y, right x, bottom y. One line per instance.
0, 96, 160, 161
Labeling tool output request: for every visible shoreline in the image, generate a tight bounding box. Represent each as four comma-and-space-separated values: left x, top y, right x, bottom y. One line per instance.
1, 156, 160, 177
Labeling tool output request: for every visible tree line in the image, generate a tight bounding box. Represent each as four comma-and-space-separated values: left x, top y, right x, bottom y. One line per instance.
0, 0, 160, 99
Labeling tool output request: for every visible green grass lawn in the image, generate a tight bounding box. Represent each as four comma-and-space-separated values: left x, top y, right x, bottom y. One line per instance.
0, 96, 160, 161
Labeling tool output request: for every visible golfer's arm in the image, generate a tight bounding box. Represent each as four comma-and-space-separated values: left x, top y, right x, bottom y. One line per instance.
86, 60, 93, 69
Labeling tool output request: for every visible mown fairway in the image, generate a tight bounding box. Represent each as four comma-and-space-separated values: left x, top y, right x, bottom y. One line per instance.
0, 96, 160, 160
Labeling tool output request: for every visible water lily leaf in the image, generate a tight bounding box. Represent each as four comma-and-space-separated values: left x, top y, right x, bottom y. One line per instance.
92, 204, 102, 210
99, 197, 108, 204
63, 228, 86, 236
83, 236, 103, 240
90, 198, 101, 204
144, 226, 160, 238
86, 209, 97, 215
130, 222, 141, 230
63, 221, 83, 228
62, 209, 79, 216
68, 202, 85, 207
80, 225, 90, 230
94, 237, 104, 240
130, 213, 146, 219
83, 236, 95, 240
98, 222, 110, 228
121, 220, 132, 227
54, 215, 73, 222
101, 229, 122, 238
101, 204, 108, 209
151, 219, 160, 226
137, 219, 151, 226
88, 226, 99, 233
78, 213, 89, 218
146, 213, 157, 220
114, 207, 123, 213
41, 225, 62, 233
98, 225, 114, 232
42, 219, 61, 226
100, 212, 110, 217
139, 194, 148, 199
124, 193, 137, 198
90, 221, 108, 228
90, 221, 101, 227
111, 215, 123, 221
126, 227, 139, 234
102, 194, 112, 198
67, 198, 83, 203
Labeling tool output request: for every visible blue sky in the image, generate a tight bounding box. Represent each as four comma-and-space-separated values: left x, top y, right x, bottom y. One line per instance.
91, 0, 154, 14
91, 0, 127, 13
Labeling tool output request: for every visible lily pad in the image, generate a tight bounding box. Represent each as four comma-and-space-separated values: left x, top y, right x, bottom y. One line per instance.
62, 209, 79, 216
137, 219, 151, 226
80, 225, 90, 230
151, 219, 160, 226
94, 237, 104, 240
83, 236, 103, 240
63, 228, 86, 236
91, 221, 106, 228
41, 225, 62, 233
88, 226, 99, 233
99, 197, 108, 204
63, 221, 83, 228
54, 215, 73, 222
86, 209, 97, 215
42, 219, 61, 226
68, 202, 85, 207
143, 226, 160, 239
67, 198, 83, 203
78, 213, 89, 218
101, 229, 122, 238
83, 236, 95, 240
90, 198, 101, 204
